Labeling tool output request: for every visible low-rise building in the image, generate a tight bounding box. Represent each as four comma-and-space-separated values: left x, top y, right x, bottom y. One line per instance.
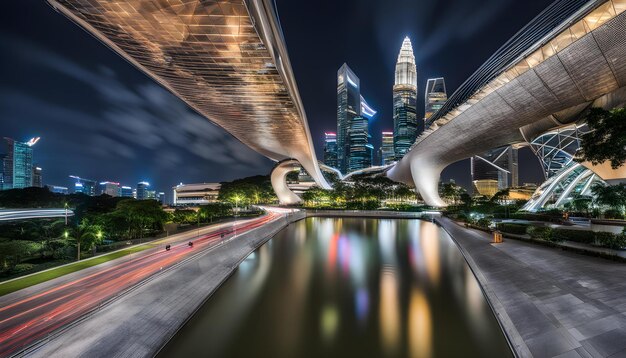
173, 183, 221, 206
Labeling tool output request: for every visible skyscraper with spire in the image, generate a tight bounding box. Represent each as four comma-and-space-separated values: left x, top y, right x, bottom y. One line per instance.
392, 37, 418, 160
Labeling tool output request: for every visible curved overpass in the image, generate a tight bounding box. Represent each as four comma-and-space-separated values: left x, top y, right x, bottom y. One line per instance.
388, 0, 626, 206
47, 0, 331, 203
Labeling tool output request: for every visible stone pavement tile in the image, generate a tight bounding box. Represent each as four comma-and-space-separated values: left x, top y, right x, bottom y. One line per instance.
541, 294, 585, 311
570, 315, 626, 341
525, 328, 581, 358
549, 303, 611, 329
608, 348, 626, 357
581, 328, 626, 357
506, 301, 556, 339
555, 349, 586, 358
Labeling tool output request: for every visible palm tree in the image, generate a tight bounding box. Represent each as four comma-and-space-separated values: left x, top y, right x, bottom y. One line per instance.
65, 220, 102, 261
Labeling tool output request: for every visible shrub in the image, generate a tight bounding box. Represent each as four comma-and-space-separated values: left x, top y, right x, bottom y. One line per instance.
595, 231, 626, 249
551, 229, 595, 244
528, 226, 560, 242
603, 209, 624, 219
497, 223, 528, 235
11, 263, 35, 275
476, 218, 492, 229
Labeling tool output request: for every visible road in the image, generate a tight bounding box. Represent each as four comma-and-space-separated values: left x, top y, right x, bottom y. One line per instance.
0, 211, 282, 357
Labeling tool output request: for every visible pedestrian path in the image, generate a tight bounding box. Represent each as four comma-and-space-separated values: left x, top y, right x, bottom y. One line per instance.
438, 217, 626, 358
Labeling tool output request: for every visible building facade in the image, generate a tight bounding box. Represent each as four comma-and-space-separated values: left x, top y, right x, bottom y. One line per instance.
380, 131, 395, 165
173, 183, 221, 206
33, 167, 43, 188
1, 137, 39, 190
46, 185, 68, 194
424, 77, 447, 120
323, 132, 338, 169
337, 63, 361, 174
393, 37, 419, 160
99, 181, 120, 197
471, 146, 519, 197
348, 116, 372, 172
136, 181, 150, 200
120, 186, 133, 198
70, 175, 97, 196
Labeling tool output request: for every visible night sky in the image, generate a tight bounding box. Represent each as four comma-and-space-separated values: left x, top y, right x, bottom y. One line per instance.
0, 0, 551, 197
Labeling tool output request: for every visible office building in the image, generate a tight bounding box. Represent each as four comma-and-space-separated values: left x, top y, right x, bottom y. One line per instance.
46, 185, 69, 195
99, 181, 120, 197
471, 146, 519, 197
337, 64, 361, 173
120, 186, 133, 198
1, 137, 39, 190
323, 132, 338, 169
33, 167, 43, 188
173, 183, 221, 206
380, 131, 395, 165
348, 116, 372, 172
424, 77, 447, 120
393, 37, 419, 160
70, 175, 97, 196
136, 181, 150, 200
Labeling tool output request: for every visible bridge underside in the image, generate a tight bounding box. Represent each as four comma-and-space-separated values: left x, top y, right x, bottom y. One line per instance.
389, 5, 626, 206
49, 0, 330, 191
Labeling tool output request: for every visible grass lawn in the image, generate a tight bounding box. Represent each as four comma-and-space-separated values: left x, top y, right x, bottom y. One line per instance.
0, 243, 153, 297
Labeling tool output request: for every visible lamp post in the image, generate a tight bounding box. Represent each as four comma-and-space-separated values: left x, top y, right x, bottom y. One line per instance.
64, 202, 68, 225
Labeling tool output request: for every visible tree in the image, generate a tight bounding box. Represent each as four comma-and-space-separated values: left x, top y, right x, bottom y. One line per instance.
592, 183, 626, 215
65, 220, 103, 261
570, 195, 592, 215
0, 240, 40, 272
577, 107, 626, 169
105, 199, 168, 240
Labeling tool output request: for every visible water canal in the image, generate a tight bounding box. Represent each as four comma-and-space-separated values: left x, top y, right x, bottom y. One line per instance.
158, 217, 512, 357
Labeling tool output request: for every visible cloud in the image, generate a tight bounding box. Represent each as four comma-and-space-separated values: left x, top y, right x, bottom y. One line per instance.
0, 34, 273, 188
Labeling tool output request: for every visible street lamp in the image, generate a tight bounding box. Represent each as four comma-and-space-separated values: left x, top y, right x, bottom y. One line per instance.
64, 202, 69, 225
64, 230, 69, 239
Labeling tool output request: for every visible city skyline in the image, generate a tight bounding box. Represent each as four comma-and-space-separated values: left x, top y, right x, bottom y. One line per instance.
0, 1, 553, 192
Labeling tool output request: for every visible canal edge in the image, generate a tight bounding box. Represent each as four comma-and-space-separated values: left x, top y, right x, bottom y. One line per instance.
433, 217, 532, 358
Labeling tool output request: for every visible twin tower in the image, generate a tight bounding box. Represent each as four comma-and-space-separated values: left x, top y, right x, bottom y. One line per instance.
328, 37, 447, 175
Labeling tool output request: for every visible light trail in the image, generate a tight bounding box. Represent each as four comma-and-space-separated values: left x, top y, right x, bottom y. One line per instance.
0, 212, 282, 357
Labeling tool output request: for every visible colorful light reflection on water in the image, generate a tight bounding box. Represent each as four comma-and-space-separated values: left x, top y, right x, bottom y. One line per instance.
158, 218, 512, 358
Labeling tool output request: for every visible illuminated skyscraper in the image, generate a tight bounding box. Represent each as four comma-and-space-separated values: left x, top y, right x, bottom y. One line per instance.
337, 64, 361, 173
323, 132, 338, 169
425, 77, 447, 120
348, 116, 371, 172
1, 137, 40, 190
393, 37, 418, 160
136, 181, 150, 200
337, 63, 377, 173
380, 131, 395, 165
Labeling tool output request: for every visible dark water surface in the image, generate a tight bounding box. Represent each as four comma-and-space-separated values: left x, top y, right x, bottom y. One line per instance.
158, 218, 512, 357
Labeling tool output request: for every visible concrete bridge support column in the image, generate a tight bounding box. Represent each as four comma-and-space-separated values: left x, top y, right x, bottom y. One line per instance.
409, 157, 447, 207
271, 159, 303, 205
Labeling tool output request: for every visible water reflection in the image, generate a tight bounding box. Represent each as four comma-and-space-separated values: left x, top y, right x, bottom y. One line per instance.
158, 218, 512, 358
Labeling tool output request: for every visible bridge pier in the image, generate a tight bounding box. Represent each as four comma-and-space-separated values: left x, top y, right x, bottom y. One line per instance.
271, 159, 303, 205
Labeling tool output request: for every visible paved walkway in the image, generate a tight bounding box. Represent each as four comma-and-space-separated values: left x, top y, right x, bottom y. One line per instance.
437, 217, 626, 358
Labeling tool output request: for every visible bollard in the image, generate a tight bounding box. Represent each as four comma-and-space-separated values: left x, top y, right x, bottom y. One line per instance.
493, 230, 503, 243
